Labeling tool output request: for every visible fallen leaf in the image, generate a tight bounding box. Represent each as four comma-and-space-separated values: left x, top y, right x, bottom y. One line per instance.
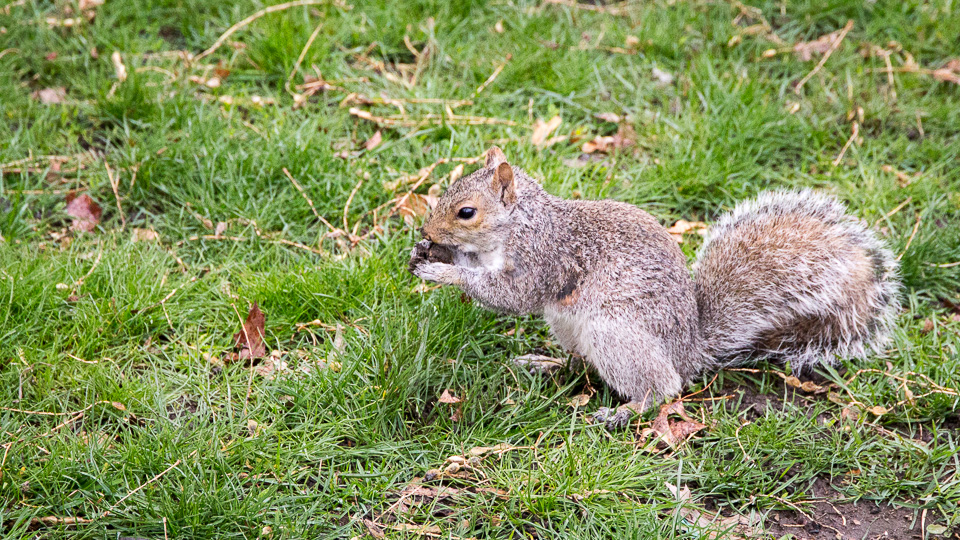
643, 401, 706, 448
666, 219, 708, 243
568, 394, 591, 408
111, 51, 127, 82
438, 389, 461, 404
395, 192, 436, 226
531, 115, 563, 147
31, 87, 67, 104
493, 20, 504, 33
45, 51, 58, 61
215, 221, 228, 236
232, 302, 266, 360
65, 194, 102, 233
253, 356, 288, 380
110, 402, 126, 411
131, 228, 159, 242
364, 130, 382, 151
651, 67, 674, 86
793, 28, 848, 61
581, 124, 636, 154
594, 112, 622, 123
625, 35, 641, 49
666, 483, 758, 538
866, 405, 888, 416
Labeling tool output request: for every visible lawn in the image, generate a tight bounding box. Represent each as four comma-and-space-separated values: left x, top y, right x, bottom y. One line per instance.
2, 0, 960, 538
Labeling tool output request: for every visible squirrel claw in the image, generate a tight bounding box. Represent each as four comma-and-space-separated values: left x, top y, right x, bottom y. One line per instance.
592, 405, 638, 431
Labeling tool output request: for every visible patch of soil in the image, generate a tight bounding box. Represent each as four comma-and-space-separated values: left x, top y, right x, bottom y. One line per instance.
764, 477, 955, 540
166, 394, 199, 421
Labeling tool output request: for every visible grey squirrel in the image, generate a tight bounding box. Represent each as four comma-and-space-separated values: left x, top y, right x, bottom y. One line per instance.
409, 147, 900, 426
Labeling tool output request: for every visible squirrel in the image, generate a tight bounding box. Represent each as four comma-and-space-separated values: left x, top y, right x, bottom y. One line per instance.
409, 147, 900, 427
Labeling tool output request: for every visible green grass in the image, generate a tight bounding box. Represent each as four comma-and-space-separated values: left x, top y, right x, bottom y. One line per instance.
2, 0, 960, 538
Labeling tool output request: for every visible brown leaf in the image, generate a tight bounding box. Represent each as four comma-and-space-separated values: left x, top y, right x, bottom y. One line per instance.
581, 124, 635, 154
531, 115, 563, 147
438, 389, 461, 404
363, 519, 386, 539
364, 130, 382, 151
232, 302, 266, 360
568, 394, 591, 408
866, 405, 888, 416
111, 51, 127, 82
594, 112, 622, 123
65, 194, 102, 233
645, 401, 704, 448
651, 67, 674, 86
32, 87, 67, 104
793, 28, 848, 61
666, 219, 708, 243
131, 228, 159, 242
395, 192, 435, 226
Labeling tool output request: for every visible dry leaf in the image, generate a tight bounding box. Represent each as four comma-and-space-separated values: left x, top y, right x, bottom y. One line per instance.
131, 228, 159, 243
531, 115, 563, 147
581, 124, 636, 154
232, 302, 266, 360
666, 219, 708, 243
651, 67, 674, 86
793, 28, 847, 61
111, 51, 127, 82
364, 130, 382, 151
568, 394, 591, 408
253, 356, 288, 380
643, 401, 705, 448
395, 192, 435, 226
666, 483, 758, 538
493, 20, 504, 33
65, 194, 102, 233
595, 112, 622, 123
866, 405, 888, 416
31, 87, 67, 104
438, 389, 461, 404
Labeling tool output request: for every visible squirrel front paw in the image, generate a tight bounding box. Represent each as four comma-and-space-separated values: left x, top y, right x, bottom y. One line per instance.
411, 261, 462, 286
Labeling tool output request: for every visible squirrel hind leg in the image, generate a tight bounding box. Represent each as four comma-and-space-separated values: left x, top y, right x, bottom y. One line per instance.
583, 324, 684, 407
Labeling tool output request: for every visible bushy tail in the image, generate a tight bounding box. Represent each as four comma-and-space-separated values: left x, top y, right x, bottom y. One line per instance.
694, 190, 900, 370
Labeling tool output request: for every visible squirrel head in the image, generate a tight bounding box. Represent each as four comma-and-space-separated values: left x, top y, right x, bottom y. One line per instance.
421, 147, 519, 253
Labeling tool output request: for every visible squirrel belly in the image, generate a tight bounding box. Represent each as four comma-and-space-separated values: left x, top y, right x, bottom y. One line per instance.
409, 148, 901, 407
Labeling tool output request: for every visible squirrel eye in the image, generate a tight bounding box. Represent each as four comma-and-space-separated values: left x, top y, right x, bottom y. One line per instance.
457, 207, 477, 220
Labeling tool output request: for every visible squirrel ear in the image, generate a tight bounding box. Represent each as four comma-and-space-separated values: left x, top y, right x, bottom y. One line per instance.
491, 162, 516, 205
484, 146, 507, 168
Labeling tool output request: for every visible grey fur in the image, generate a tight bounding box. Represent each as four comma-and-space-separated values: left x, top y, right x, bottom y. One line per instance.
410, 149, 900, 408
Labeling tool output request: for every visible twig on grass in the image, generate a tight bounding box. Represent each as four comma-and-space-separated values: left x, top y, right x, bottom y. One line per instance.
349, 107, 518, 128
897, 213, 922, 261
795, 20, 854, 95
874, 196, 912, 227
195, 0, 347, 61
832, 121, 859, 166
542, 0, 632, 16
104, 160, 125, 228
285, 20, 326, 105
282, 167, 341, 234
473, 54, 511, 98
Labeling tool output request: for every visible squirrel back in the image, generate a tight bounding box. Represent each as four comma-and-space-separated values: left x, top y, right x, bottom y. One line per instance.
694, 189, 900, 371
